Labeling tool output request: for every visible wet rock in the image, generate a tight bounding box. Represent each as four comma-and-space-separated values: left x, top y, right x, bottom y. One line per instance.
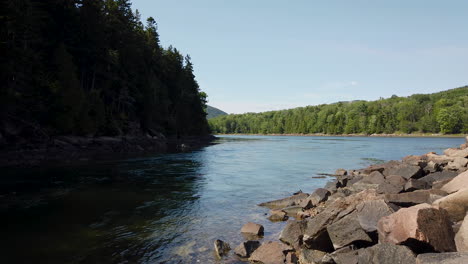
268, 210, 288, 222
444, 148, 468, 158
327, 211, 373, 250
279, 220, 306, 250
385, 190, 446, 207
433, 188, 468, 222
377, 203, 456, 253
441, 171, 468, 194
356, 199, 394, 232
249, 241, 292, 264
336, 169, 348, 176
384, 164, 423, 179
446, 157, 468, 171
405, 179, 429, 192
419, 171, 458, 186
234, 240, 261, 258
241, 222, 264, 236
358, 243, 416, 264
416, 252, 468, 264
455, 214, 468, 252
214, 239, 230, 258
258, 193, 309, 210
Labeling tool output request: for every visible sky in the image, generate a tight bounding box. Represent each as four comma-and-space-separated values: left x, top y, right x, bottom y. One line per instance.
131, 0, 468, 114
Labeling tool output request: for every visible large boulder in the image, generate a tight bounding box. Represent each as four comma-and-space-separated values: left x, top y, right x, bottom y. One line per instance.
416, 252, 468, 264
455, 214, 468, 252
444, 148, 468, 158
384, 164, 423, 179
423, 161, 440, 174
377, 203, 456, 253
441, 171, 468, 194
356, 199, 394, 232
358, 243, 416, 264
425, 153, 454, 166
249, 241, 292, 264
419, 171, 458, 186
234, 240, 261, 258
241, 222, 264, 236
385, 190, 447, 207
259, 193, 309, 209
446, 157, 468, 171
433, 188, 468, 222
361, 171, 386, 185
326, 211, 373, 250
280, 220, 306, 250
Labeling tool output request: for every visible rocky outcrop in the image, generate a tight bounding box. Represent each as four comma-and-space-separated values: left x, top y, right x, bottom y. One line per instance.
377, 203, 456, 253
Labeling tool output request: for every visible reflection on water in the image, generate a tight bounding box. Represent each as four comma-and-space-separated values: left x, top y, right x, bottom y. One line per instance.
0, 135, 464, 263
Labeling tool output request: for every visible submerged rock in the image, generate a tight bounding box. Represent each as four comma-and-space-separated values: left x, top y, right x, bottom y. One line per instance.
214, 239, 230, 258
258, 193, 309, 209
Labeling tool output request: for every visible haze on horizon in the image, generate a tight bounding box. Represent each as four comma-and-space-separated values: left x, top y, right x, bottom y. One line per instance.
131, 0, 468, 114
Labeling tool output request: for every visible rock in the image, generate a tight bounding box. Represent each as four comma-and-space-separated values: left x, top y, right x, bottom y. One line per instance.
455, 214, 468, 252
385, 190, 447, 207
282, 206, 304, 217
337, 176, 349, 188
298, 249, 327, 264
303, 188, 331, 208
419, 171, 459, 186
280, 220, 306, 250
269, 210, 288, 222
348, 182, 379, 193
384, 164, 423, 179
446, 157, 468, 171
324, 180, 339, 193
259, 193, 309, 209
386, 175, 407, 186
377, 182, 404, 194
377, 203, 456, 253
423, 161, 440, 174
348, 175, 363, 185
444, 148, 468, 158
441, 171, 468, 194
329, 246, 359, 264
432, 179, 453, 189
234, 240, 261, 258
356, 199, 394, 232
433, 188, 468, 222
214, 239, 230, 258
405, 179, 429, 192
241, 222, 264, 236
358, 243, 416, 264
416, 252, 468, 264
336, 169, 348, 176
425, 153, 455, 165
363, 161, 402, 175
361, 171, 386, 185
403, 155, 428, 168
285, 252, 299, 264
326, 211, 373, 250
249, 241, 292, 264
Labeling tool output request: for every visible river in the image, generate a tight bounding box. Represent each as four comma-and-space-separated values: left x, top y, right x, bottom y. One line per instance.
0, 135, 464, 263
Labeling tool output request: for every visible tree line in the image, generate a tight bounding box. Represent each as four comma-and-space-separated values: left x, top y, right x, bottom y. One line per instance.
1, 0, 209, 141
209, 86, 468, 135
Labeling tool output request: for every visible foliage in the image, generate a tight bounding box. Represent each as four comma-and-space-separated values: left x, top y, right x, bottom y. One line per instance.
0, 0, 209, 138
209, 86, 468, 135
206, 105, 227, 119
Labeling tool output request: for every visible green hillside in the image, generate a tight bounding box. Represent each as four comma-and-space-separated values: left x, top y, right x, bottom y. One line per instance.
206, 105, 228, 119
209, 86, 468, 135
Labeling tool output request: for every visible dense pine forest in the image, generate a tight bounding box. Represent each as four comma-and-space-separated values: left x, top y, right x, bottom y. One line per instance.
209, 86, 468, 135
0, 0, 209, 143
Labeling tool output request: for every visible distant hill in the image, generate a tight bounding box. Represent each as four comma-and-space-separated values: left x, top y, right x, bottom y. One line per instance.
207, 105, 228, 119
209, 86, 468, 135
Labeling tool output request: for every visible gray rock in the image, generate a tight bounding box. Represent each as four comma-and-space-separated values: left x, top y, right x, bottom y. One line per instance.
419, 171, 458, 185
361, 171, 386, 185
327, 211, 373, 250
298, 249, 327, 264
405, 179, 429, 192
214, 239, 230, 258
259, 193, 309, 209
304, 188, 331, 209
358, 243, 416, 264
268, 210, 288, 222
282, 206, 304, 217
385, 190, 447, 207
384, 164, 423, 179
377, 182, 404, 194
280, 220, 306, 250
234, 240, 260, 258
330, 246, 359, 264
416, 252, 468, 264
356, 199, 394, 232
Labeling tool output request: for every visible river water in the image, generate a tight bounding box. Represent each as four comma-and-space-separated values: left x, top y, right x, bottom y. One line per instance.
0, 135, 464, 263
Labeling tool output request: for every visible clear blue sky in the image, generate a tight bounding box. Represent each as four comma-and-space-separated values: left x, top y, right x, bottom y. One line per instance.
131, 0, 468, 114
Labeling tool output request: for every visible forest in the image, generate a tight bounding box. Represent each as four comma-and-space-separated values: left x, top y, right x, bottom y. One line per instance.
0, 0, 209, 141
209, 86, 468, 135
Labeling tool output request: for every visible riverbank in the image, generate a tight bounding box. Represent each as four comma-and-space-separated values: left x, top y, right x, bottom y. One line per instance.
217, 136, 468, 263
216, 133, 466, 138
0, 134, 216, 167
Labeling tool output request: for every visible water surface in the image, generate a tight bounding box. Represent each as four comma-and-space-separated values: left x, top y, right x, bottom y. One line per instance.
0, 136, 464, 263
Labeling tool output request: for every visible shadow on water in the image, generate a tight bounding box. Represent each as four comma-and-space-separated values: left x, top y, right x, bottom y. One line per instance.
0, 155, 206, 263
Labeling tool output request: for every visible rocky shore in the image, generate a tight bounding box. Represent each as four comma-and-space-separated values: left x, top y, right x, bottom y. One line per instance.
216, 136, 468, 263
0, 134, 216, 167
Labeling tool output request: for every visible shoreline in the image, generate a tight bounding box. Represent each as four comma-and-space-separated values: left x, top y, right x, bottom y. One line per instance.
221, 136, 468, 263
215, 133, 466, 138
